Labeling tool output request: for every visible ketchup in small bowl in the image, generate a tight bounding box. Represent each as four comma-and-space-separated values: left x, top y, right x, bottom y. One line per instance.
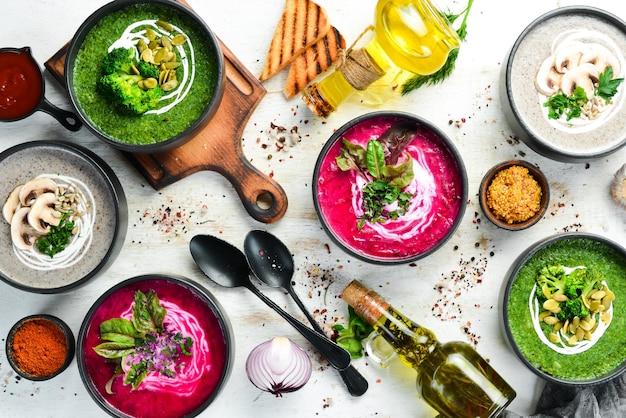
0, 47, 80, 130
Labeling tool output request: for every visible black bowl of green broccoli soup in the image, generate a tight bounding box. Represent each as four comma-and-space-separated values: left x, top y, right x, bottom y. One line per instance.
65, 0, 225, 153
501, 233, 626, 385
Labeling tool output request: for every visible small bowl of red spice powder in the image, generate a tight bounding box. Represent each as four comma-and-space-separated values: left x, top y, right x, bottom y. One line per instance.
479, 160, 549, 231
6, 314, 75, 380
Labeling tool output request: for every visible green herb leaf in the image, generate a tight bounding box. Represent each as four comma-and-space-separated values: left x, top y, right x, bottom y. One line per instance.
544, 86, 588, 121
365, 140, 385, 179
132, 290, 166, 334
596, 66, 624, 102
333, 306, 374, 359
125, 360, 151, 389
93, 342, 137, 359
336, 139, 367, 172
401, 0, 474, 95
35, 213, 75, 258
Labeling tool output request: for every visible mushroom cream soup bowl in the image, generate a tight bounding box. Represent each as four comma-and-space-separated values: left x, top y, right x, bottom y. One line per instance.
501, 233, 626, 385
313, 111, 467, 264
0, 141, 127, 293
501, 6, 626, 162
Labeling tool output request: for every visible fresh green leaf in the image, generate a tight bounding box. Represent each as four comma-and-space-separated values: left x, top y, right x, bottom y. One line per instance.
384, 154, 414, 189
132, 290, 165, 334
544, 86, 588, 121
100, 318, 143, 339
401, 0, 474, 95
125, 360, 151, 389
336, 138, 367, 172
93, 342, 137, 359
333, 306, 374, 359
35, 213, 75, 258
596, 66, 624, 102
365, 140, 385, 179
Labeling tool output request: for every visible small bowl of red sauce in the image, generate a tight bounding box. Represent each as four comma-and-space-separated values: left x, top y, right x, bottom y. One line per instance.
313, 111, 467, 264
6, 314, 75, 381
77, 274, 233, 418
479, 160, 550, 231
0, 47, 81, 130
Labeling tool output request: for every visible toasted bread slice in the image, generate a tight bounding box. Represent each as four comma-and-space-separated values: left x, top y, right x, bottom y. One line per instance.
284, 26, 345, 98
259, 0, 331, 81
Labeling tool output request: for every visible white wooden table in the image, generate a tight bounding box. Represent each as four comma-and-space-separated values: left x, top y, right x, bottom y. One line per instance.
2, 0, 626, 416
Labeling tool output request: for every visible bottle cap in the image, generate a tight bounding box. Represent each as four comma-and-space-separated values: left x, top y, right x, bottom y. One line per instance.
341, 280, 390, 325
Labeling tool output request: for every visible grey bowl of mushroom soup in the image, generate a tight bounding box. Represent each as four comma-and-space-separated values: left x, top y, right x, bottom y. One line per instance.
0, 141, 127, 293
501, 6, 626, 162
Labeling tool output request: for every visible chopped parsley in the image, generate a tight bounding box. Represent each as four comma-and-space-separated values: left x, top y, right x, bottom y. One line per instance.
93, 290, 194, 391
544, 67, 624, 121
336, 122, 417, 229
35, 213, 75, 257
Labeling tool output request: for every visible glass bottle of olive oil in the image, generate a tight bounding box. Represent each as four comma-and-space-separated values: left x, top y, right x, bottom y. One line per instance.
303, 0, 460, 117
342, 280, 516, 418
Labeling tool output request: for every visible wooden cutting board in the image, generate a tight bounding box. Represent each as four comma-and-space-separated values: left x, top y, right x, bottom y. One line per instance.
44, 1, 287, 224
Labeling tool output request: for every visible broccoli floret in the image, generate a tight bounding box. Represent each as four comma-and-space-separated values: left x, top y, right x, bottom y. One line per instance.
535, 265, 567, 300
563, 268, 604, 299
97, 73, 163, 115
101, 47, 136, 75
556, 298, 590, 322
136, 61, 160, 79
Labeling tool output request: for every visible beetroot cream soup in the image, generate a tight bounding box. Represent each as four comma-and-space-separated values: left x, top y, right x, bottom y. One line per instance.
317, 116, 464, 260
82, 279, 228, 418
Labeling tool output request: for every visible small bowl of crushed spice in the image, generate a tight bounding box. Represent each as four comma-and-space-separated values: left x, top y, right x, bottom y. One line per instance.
479, 160, 549, 231
6, 314, 75, 380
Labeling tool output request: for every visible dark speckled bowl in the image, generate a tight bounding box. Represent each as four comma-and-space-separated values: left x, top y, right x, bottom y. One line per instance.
0, 141, 127, 293
501, 233, 626, 385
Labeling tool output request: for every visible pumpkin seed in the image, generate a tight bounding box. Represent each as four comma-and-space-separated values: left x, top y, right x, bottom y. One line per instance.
575, 327, 584, 341
143, 78, 158, 89
130, 64, 140, 75
161, 80, 178, 92
544, 315, 558, 325
602, 297, 612, 310
601, 311, 611, 324
161, 36, 172, 51
164, 61, 180, 70
156, 20, 173, 32
539, 311, 551, 321
542, 285, 552, 299
591, 290, 606, 300
159, 69, 169, 85
171, 34, 187, 46
589, 300, 602, 312
146, 28, 157, 41
543, 299, 560, 311
549, 333, 560, 343
552, 321, 563, 332
553, 293, 568, 302
154, 47, 168, 64
567, 335, 578, 345
137, 39, 148, 53
140, 49, 154, 64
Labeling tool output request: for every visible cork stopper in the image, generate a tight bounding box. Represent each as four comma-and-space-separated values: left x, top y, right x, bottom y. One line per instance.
341, 280, 390, 325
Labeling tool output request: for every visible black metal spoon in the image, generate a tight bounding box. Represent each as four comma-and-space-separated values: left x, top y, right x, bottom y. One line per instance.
244, 229, 369, 397
189, 234, 351, 372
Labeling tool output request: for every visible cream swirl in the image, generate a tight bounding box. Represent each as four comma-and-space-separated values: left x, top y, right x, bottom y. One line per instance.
108, 19, 195, 115
353, 144, 437, 240
119, 300, 211, 396
14, 174, 95, 271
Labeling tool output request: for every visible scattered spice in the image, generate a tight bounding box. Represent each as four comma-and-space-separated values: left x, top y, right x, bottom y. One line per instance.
486, 165, 542, 224
11, 318, 68, 377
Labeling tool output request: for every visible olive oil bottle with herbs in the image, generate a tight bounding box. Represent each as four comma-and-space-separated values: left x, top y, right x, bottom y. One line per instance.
342, 280, 515, 418
303, 0, 460, 117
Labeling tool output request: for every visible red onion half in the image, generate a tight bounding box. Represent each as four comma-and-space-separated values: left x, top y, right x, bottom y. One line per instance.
245, 337, 312, 397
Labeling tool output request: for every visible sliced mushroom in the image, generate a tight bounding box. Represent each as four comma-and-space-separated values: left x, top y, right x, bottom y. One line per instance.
18, 177, 58, 207
2, 185, 23, 224
580, 43, 621, 75
560, 63, 599, 97
27, 192, 61, 234
536, 56, 563, 96
10, 207, 37, 251
553, 42, 587, 73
